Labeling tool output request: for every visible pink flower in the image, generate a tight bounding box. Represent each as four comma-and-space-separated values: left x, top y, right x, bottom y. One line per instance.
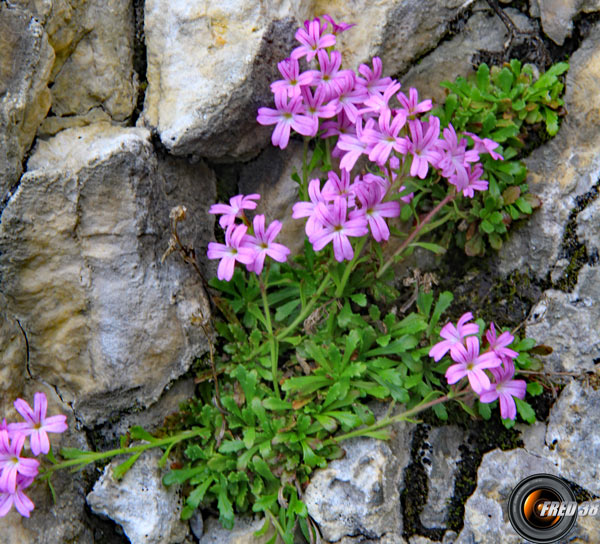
0, 475, 35, 518
300, 86, 338, 136
361, 108, 408, 166
460, 164, 489, 198
464, 132, 503, 160
8, 392, 68, 455
291, 19, 336, 62
479, 362, 526, 420
360, 81, 401, 117
356, 57, 393, 96
207, 225, 256, 281
328, 74, 368, 124
270, 58, 315, 98
321, 14, 356, 35
336, 117, 374, 172
320, 110, 356, 139
310, 199, 368, 262
428, 312, 480, 362
242, 215, 290, 274
435, 124, 480, 190
445, 336, 501, 394
0, 431, 39, 494
310, 50, 354, 101
209, 194, 260, 229
354, 181, 400, 242
257, 91, 314, 149
322, 169, 357, 207
292, 178, 327, 238
485, 323, 518, 363
397, 87, 433, 116
406, 117, 441, 179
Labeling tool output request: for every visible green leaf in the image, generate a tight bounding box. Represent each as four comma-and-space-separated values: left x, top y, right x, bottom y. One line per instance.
163, 466, 205, 486
544, 107, 559, 135
515, 397, 536, 424
274, 299, 300, 322
478, 400, 492, 420
364, 335, 419, 356
113, 452, 142, 480
262, 397, 292, 411
281, 375, 332, 394
515, 197, 533, 214
129, 426, 157, 443
433, 403, 448, 420
497, 67, 514, 93
59, 447, 91, 460
217, 475, 235, 529
351, 293, 367, 307
526, 382, 544, 396
515, 338, 536, 351
476, 63, 490, 92
480, 219, 495, 234
218, 440, 246, 454
243, 428, 256, 449
252, 456, 277, 482
186, 477, 215, 510
417, 291, 434, 318
429, 291, 454, 332
409, 241, 446, 254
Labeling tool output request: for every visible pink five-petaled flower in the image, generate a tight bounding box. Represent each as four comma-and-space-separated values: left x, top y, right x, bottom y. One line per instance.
291, 18, 336, 62
464, 132, 504, 160
0, 431, 39, 494
428, 311, 480, 362
9, 392, 68, 455
397, 87, 433, 117
336, 117, 375, 172
242, 215, 290, 275
479, 361, 526, 420
354, 182, 400, 242
445, 336, 502, 394
309, 50, 354, 102
310, 199, 368, 262
356, 57, 393, 96
270, 58, 315, 98
209, 194, 260, 229
207, 224, 255, 281
435, 124, 480, 190
361, 108, 408, 166
257, 91, 314, 149
0, 475, 35, 518
460, 164, 489, 198
322, 169, 358, 207
406, 117, 441, 179
292, 178, 328, 238
321, 14, 356, 35
485, 323, 519, 364
300, 86, 338, 136
328, 74, 368, 124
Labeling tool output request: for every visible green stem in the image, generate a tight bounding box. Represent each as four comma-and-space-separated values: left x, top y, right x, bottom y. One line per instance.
331, 390, 469, 444
260, 276, 280, 398
377, 191, 456, 278
335, 236, 367, 298
39, 428, 205, 480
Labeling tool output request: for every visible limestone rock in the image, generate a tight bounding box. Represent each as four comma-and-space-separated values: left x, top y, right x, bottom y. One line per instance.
141, 0, 474, 160
198, 516, 275, 544
576, 194, 600, 258
545, 380, 600, 495
535, 0, 600, 45
87, 449, 188, 544
420, 426, 466, 529
402, 8, 533, 106
304, 427, 412, 542
498, 22, 600, 278
0, 4, 54, 197
457, 448, 560, 544
525, 265, 600, 373
0, 123, 214, 425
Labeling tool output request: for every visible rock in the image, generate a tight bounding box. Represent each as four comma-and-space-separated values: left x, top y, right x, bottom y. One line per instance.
340, 534, 407, 544
0, 123, 214, 425
198, 516, 275, 544
141, 0, 475, 160
457, 448, 560, 544
577, 194, 600, 258
420, 426, 466, 529
87, 449, 188, 544
525, 265, 600, 373
545, 380, 600, 495
304, 426, 412, 542
402, 7, 533, 105
498, 23, 600, 278
535, 0, 600, 45
0, 4, 54, 198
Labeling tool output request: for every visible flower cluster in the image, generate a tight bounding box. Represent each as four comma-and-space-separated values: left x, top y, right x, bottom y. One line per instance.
207, 194, 291, 281
255, 14, 503, 262
0, 392, 68, 517
429, 313, 526, 420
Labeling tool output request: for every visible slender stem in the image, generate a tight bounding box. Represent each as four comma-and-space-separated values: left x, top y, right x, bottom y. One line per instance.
335, 236, 367, 298
301, 137, 309, 201
331, 391, 469, 444
377, 191, 456, 278
260, 275, 280, 398
39, 428, 206, 479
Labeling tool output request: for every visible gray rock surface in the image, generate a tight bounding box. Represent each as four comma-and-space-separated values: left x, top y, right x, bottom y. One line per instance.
0, 124, 214, 425
498, 22, 600, 278
198, 516, 275, 544
535, 0, 600, 45
0, 4, 54, 198
525, 265, 600, 373
577, 195, 600, 257
304, 424, 412, 542
87, 449, 188, 544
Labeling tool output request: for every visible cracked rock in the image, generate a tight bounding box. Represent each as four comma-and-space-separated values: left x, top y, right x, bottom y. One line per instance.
0, 123, 214, 425
198, 516, 275, 544
533, 0, 600, 45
